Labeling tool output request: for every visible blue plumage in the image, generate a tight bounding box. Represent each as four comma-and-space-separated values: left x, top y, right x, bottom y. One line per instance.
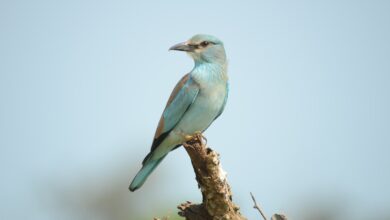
129, 156, 165, 192
129, 34, 228, 192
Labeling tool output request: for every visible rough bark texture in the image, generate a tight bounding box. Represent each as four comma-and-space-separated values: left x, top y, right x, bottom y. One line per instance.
270, 214, 287, 220
177, 134, 246, 220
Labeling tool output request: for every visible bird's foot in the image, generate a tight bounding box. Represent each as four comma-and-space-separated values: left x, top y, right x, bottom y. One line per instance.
184, 131, 207, 145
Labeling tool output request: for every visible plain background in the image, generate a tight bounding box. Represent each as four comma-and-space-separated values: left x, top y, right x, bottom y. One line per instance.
1, 0, 389, 219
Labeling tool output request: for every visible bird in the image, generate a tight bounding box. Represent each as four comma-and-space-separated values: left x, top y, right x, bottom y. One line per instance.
129, 34, 228, 192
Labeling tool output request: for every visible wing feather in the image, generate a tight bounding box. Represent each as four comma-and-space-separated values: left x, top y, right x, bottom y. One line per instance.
150, 74, 199, 152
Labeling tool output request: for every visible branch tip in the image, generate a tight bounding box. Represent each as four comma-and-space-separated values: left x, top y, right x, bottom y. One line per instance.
250, 192, 268, 220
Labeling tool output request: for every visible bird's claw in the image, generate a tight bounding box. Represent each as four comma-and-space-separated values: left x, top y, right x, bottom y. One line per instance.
184, 131, 207, 145
184, 134, 194, 142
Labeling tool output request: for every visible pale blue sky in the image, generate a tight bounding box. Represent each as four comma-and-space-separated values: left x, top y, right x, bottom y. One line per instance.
1, 0, 390, 219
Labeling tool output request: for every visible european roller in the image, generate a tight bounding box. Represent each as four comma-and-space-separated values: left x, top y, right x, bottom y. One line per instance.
129, 34, 228, 192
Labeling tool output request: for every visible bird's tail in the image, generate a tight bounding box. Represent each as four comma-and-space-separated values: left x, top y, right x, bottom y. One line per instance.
129, 155, 166, 192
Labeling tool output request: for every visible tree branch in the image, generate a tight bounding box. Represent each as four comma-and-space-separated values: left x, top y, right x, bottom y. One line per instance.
176, 134, 287, 220
250, 192, 268, 220
177, 134, 246, 220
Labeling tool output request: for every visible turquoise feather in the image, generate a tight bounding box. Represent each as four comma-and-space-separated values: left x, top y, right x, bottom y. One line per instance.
129, 157, 165, 192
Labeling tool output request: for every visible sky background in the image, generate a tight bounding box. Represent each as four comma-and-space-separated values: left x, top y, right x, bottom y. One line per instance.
1, 0, 390, 219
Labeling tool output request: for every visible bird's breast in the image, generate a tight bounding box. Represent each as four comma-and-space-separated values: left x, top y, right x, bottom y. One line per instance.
198, 84, 226, 110
174, 82, 227, 135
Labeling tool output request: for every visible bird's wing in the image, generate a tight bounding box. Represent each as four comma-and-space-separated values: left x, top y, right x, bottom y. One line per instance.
150, 74, 199, 153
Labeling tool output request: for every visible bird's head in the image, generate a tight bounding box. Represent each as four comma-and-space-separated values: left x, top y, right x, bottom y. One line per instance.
169, 34, 226, 64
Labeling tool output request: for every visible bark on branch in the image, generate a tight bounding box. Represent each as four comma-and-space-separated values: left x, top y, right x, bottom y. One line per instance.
177, 134, 246, 220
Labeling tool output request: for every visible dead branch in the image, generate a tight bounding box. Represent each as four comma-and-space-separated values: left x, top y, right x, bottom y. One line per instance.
250, 191, 287, 220
178, 134, 246, 220
250, 192, 268, 220
177, 134, 287, 220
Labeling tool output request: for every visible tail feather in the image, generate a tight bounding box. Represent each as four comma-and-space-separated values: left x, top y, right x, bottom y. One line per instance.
129, 156, 165, 192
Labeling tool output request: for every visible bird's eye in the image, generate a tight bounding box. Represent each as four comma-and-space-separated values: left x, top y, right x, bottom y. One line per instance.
200, 41, 210, 47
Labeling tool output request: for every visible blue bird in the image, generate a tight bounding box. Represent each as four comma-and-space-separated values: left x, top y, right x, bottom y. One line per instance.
129, 34, 228, 192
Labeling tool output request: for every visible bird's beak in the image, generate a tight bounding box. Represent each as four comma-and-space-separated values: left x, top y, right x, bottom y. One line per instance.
169, 42, 195, 52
